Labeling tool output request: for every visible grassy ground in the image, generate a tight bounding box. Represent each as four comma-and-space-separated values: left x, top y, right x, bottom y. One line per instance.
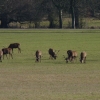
0, 29, 100, 100
40, 18, 100, 28
9, 18, 100, 29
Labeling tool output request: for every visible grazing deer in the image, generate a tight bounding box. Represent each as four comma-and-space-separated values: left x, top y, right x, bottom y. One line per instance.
35, 50, 42, 62
80, 51, 87, 63
48, 48, 59, 59
65, 50, 78, 63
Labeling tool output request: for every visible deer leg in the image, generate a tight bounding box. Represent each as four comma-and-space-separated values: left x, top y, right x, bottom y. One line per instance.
10, 54, 13, 59
84, 57, 86, 63
0, 57, 1, 61
6, 54, 8, 59
18, 48, 21, 53
12, 48, 13, 53
39, 56, 41, 62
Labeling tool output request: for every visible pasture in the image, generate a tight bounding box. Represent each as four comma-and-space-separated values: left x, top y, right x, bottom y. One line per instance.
0, 29, 100, 100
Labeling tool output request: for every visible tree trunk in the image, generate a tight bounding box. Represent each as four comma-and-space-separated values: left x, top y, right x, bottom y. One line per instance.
72, 7, 75, 29
52, 0, 63, 28
49, 20, 55, 28
58, 9, 62, 28
70, 0, 75, 29
34, 22, 40, 28
75, 8, 79, 28
48, 13, 55, 28
0, 14, 8, 28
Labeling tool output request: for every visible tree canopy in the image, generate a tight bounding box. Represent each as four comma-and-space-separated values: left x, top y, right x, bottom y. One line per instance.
0, 0, 100, 28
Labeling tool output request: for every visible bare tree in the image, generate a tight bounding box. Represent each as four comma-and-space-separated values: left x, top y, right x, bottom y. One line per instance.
52, 0, 67, 28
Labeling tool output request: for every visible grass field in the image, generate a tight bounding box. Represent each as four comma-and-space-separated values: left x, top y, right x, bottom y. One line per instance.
9, 18, 100, 29
0, 29, 100, 100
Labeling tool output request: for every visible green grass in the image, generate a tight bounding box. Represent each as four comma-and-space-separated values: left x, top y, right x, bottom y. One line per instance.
86, 18, 100, 28
9, 18, 100, 29
65, 17, 100, 28
0, 29, 100, 100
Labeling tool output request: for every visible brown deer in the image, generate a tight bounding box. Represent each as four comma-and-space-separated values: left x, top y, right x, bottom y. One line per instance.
80, 51, 87, 63
65, 50, 78, 63
2, 48, 13, 59
35, 50, 42, 62
0, 50, 3, 62
8, 43, 21, 53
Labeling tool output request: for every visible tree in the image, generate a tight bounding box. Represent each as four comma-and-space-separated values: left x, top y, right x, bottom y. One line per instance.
0, 0, 27, 28
0, 0, 100, 28
69, 0, 88, 28
0, 0, 9, 28
52, 0, 67, 28
70, 0, 75, 28
0, 0, 45, 28
85, 0, 100, 17
43, 0, 58, 28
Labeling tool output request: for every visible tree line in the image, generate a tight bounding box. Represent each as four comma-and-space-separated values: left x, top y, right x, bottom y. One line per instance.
0, 0, 100, 28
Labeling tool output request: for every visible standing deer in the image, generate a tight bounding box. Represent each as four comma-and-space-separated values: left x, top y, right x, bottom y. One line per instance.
8, 43, 21, 53
2, 48, 13, 59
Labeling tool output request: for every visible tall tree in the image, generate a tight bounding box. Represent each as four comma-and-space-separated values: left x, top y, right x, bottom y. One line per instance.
70, 0, 86, 28
70, 0, 75, 28
0, 0, 9, 28
52, 0, 66, 28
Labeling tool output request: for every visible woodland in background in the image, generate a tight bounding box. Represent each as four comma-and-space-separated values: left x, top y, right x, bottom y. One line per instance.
0, 0, 100, 29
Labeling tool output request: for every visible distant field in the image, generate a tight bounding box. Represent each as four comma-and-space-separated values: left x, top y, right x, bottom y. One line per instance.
0, 29, 100, 100
40, 18, 100, 28
9, 18, 100, 29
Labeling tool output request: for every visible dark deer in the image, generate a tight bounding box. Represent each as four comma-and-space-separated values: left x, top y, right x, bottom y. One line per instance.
2, 48, 13, 59
48, 48, 58, 59
8, 43, 21, 53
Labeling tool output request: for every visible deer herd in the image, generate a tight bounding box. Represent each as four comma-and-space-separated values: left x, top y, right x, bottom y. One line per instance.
0, 43, 87, 63
0, 43, 21, 62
